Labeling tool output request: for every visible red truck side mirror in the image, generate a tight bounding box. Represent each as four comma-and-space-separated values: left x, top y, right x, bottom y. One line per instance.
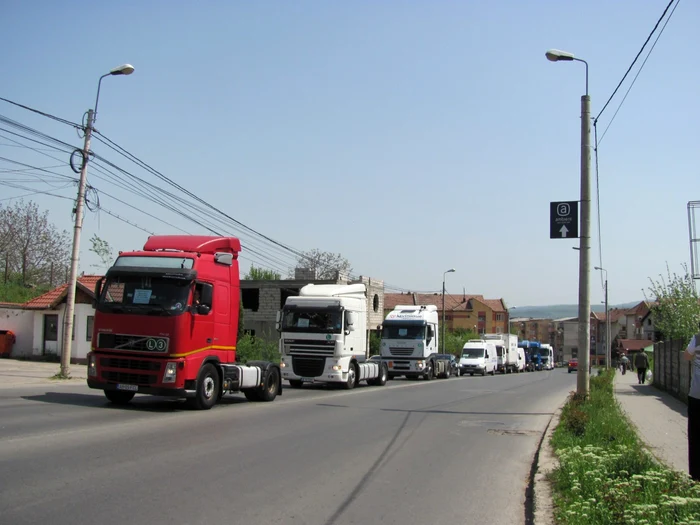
93, 278, 104, 308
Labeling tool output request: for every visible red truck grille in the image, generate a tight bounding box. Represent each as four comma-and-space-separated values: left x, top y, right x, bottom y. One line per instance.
102, 371, 158, 385
100, 357, 161, 371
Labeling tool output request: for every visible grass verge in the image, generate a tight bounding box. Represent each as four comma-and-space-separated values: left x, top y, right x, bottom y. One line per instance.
550, 368, 700, 524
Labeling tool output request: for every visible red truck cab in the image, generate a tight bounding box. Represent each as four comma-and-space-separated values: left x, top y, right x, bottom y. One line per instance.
87, 235, 281, 409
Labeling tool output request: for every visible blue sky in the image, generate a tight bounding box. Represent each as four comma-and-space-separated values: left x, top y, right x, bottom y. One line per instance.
1, 1, 697, 307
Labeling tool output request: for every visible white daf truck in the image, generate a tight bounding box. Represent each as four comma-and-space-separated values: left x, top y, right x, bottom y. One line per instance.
380, 305, 451, 380
482, 333, 521, 373
277, 284, 388, 389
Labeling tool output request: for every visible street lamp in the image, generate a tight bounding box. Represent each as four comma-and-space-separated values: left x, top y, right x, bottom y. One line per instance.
60, 64, 135, 378
442, 268, 456, 353
594, 266, 610, 369
546, 48, 591, 397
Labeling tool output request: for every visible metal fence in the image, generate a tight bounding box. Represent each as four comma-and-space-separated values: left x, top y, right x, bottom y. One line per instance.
653, 339, 693, 404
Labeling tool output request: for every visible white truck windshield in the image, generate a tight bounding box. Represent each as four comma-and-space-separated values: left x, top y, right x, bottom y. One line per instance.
382, 324, 425, 340
282, 308, 343, 334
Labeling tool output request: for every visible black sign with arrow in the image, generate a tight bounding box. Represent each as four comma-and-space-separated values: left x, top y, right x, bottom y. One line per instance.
550, 201, 579, 239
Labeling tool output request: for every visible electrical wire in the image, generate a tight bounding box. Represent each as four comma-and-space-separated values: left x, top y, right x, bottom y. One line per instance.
593, 122, 604, 292
592, 0, 679, 294
598, 0, 680, 144
595, 0, 676, 121
0, 96, 80, 129
0, 156, 77, 182
0, 110, 433, 291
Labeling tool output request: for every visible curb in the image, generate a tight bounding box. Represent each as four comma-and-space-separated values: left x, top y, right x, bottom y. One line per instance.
531, 402, 565, 525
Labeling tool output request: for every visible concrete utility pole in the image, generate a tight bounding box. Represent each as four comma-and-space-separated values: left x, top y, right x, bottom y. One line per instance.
60, 65, 134, 378
578, 91, 591, 395
545, 49, 591, 397
442, 268, 455, 354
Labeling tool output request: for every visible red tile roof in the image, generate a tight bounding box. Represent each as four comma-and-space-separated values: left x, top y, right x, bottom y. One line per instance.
592, 311, 606, 321
383, 293, 506, 312
22, 275, 102, 310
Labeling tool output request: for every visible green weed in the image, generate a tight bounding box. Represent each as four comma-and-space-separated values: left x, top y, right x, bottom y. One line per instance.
551, 368, 700, 524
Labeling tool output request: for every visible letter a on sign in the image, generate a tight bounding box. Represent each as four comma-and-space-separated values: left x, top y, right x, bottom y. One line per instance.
550, 201, 579, 239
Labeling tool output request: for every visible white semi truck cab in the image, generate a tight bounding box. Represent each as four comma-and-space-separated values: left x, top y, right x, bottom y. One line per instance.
278, 284, 387, 389
380, 305, 450, 380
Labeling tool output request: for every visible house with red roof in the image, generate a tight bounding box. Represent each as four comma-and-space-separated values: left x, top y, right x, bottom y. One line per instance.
383, 292, 508, 334
0, 275, 101, 362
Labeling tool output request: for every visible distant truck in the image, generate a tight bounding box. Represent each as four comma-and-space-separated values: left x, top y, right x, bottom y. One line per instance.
458, 339, 498, 376
380, 305, 452, 380
482, 333, 521, 373
277, 284, 388, 389
540, 344, 555, 370
519, 340, 543, 371
87, 235, 282, 410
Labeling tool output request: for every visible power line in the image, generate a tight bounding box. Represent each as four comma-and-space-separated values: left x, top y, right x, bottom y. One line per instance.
598, 0, 680, 144
0, 156, 77, 182
91, 131, 307, 259
595, 0, 676, 122
593, 122, 604, 292
0, 96, 80, 129
592, 0, 679, 294
0, 111, 426, 291
96, 206, 155, 235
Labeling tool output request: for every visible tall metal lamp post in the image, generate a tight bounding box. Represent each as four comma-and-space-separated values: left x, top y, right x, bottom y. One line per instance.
442, 268, 456, 353
546, 48, 591, 397
60, 64, 135, 378
594, 266, 610, 369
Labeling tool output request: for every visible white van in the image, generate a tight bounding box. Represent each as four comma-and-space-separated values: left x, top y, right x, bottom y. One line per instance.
459, 340, 497, 376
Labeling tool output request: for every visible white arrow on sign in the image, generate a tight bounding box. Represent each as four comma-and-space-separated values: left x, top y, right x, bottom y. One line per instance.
560, 225, 569, 238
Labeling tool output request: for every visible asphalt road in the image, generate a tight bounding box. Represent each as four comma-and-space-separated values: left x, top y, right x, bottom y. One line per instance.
0, 369, 575, 525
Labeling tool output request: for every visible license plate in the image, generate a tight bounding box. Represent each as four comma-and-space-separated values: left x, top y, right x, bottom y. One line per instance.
116, 384, 138, 392
301, 377, 315, 383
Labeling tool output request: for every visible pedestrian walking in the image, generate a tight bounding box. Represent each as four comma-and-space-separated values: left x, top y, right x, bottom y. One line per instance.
685, 326, 700, 481
620, 354, 629, 375
634, 351, 649, 385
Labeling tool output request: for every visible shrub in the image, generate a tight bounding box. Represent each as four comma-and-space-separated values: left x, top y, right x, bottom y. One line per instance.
236, 334, 280, 363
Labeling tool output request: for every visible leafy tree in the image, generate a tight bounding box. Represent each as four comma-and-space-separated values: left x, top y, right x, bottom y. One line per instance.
441, 327, 480, 356
0, 200, 70, 287
244, 264, 281, 280
89, 234, 114, 271
646, 263, 700, 343
293, 249, 353, 280
369, 331, 381, 355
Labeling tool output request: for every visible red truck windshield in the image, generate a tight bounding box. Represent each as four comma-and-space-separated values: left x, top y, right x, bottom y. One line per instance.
98, 275, 192, 316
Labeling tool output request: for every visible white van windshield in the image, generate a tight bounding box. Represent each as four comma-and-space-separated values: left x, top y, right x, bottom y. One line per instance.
462, 348, 484, 358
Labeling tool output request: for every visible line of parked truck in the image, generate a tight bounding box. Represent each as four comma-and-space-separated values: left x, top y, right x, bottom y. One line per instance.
85, 235, 555, 411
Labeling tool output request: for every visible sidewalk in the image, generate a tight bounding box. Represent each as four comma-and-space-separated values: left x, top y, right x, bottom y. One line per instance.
614, 368, 689, 475
0, 358, 87, 389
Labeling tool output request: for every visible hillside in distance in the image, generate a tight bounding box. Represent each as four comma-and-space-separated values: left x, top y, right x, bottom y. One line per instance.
510, 301, 642, 320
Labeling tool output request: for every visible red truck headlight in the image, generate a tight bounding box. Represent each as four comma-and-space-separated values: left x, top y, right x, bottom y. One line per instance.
162, 362, 178, 383
88, 354, 97, 377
